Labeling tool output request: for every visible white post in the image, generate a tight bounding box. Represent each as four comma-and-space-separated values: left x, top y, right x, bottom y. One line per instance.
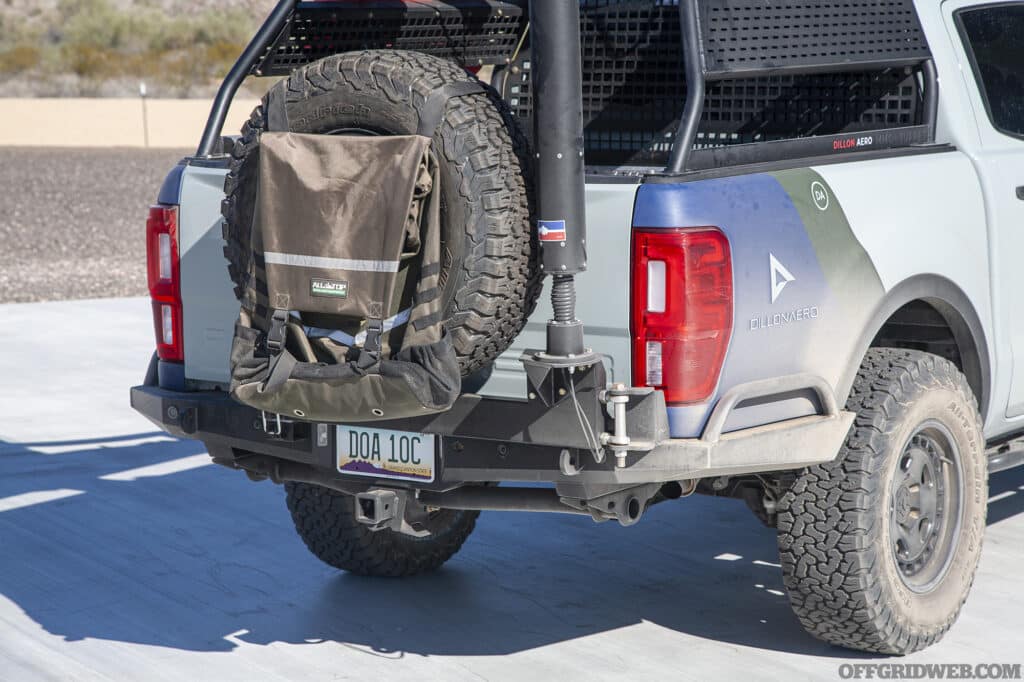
139, 82, 150, 148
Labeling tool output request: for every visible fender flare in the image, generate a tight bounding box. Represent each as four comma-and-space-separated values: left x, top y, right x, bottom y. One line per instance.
837, 274, 991, 416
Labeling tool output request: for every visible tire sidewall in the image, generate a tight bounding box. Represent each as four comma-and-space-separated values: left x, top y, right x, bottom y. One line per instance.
873, 382, 986, 631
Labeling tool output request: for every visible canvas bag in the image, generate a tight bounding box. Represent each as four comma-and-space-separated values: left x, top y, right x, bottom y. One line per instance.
228, 131, 461, 423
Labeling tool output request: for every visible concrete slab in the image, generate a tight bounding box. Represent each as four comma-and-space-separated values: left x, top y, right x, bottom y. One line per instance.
0, 297, 1022, 681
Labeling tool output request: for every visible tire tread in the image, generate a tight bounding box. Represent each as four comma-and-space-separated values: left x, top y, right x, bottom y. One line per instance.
777, 348, 986, 654
285, 481, 478, 577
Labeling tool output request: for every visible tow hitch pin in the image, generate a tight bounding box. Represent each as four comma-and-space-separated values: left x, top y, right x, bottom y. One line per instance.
601, 384, 632, 468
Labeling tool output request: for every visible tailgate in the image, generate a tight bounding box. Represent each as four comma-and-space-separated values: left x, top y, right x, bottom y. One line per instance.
176, 162, 638, 397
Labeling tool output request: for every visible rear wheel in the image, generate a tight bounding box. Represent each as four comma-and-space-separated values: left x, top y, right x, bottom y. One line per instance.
285, 482, 479, 577
777, 348, 987, 654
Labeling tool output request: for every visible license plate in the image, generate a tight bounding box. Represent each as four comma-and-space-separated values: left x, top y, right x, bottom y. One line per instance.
336, 426, 436, 483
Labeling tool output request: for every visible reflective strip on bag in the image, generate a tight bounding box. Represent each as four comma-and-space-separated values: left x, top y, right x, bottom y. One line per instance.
264, 252, 401, 273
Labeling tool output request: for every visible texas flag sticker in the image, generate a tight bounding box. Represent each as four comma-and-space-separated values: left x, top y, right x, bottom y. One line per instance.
538, 220, 567, 242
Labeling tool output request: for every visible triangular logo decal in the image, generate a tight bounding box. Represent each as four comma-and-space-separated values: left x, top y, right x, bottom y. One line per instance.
770, 253, 796, 304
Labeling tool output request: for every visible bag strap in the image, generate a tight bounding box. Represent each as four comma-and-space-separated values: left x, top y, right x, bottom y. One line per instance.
363, 318, 384, 355
266, 78, 483, 137
260, 308, 293, 392
265, 308, 289, 353
402, 154, 446, 347
417, 80, 486, 137
263, 350, 297, 393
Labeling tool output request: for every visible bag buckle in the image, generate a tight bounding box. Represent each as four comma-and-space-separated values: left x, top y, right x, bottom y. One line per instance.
363, 318, 384, 354
266, 309, 289, 353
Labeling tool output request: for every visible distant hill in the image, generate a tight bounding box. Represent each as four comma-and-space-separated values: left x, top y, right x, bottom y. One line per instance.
0, 0, 278, 97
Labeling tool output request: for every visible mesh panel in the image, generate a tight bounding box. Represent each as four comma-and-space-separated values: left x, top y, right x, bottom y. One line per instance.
505, 0, 923, 166
256, 0, 928, 167
257, 1, 525, 75
700, 0, 930, 77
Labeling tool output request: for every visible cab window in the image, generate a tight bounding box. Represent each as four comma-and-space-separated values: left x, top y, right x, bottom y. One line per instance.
958, 4, 1024, 139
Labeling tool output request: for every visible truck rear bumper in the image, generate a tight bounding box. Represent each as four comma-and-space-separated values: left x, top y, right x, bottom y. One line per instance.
130, 373, 855, 490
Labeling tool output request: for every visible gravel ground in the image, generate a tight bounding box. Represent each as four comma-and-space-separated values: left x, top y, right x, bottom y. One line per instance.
0, 147, 190, 303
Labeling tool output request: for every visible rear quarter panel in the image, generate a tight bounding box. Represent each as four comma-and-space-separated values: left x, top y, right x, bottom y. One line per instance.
637, 150, 992, 438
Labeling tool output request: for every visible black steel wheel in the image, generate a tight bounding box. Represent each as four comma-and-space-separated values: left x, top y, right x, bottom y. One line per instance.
890, 421, 964, 592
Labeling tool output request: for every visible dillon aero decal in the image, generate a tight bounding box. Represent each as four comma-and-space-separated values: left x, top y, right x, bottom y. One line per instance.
770, 253, 796, 303
633, 169, 884, 438
751, 253, 819, 331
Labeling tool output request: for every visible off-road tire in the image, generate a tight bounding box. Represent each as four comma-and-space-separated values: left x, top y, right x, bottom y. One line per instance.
777, 348, 987, 655
285, 481, 479, 577
221, 50, 540, 375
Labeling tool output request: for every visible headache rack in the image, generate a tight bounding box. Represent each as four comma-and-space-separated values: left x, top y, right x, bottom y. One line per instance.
668, 0, 937, 173
197, 0, 938, 173
505, 0, 936, 170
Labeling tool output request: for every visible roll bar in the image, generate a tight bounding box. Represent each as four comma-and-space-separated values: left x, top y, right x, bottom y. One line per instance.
196, 0, 294, 157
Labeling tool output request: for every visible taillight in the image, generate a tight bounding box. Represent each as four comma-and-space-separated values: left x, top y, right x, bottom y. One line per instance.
146, 205, 183, 363
631, 228, 733, 405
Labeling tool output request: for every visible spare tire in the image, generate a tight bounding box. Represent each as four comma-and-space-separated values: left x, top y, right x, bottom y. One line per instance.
222, 50, 540, 375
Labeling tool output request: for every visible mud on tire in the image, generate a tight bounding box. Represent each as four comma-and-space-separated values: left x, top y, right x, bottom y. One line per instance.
285, 481, 479, 577
777, 348, 987, 655
221, 50, 541, 375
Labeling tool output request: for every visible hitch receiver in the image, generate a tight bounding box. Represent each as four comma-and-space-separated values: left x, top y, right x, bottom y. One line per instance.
353, 489, 431, 538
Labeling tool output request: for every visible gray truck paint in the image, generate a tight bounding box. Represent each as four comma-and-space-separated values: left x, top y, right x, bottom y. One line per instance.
174, 154, 1004, 441
938, 0, 1024, 427
172, 0, 1024, 448
476, 183, 636, 399
179, 164, 239, 387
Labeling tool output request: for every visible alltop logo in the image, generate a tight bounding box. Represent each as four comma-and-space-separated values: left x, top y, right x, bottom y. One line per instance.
310, 278, 349, 299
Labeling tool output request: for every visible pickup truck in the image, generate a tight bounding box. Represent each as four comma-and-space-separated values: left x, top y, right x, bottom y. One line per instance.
130, 0, 1024, 656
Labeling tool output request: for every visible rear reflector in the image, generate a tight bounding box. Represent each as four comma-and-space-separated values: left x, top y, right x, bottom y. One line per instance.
146, 205, 183, 363
645, 341, 664, 386
631, 228, 733, 405
160, 304, 175, 345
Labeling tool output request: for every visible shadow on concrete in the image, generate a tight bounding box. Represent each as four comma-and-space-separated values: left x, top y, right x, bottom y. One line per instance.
0, 432, 168, 449
986, 465, 1024, 526
2, 434, 1023, 659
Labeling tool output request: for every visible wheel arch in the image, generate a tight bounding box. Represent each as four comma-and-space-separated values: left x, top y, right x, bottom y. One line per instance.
839, 275, 991, 417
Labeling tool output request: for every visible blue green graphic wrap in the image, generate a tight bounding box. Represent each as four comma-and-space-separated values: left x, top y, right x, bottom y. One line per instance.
634, 169, 884, 437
